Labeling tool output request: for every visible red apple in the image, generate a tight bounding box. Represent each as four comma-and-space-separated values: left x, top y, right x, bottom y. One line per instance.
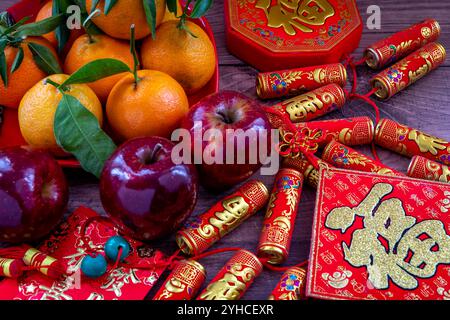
181, 91, 272, 191
100, 137, 198, 241
0, 147, 69, 243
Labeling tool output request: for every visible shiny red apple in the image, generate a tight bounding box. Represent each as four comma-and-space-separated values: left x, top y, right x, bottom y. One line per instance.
0, 147, 69, 243
181, 91, 272, 191
100, 137, 198, 241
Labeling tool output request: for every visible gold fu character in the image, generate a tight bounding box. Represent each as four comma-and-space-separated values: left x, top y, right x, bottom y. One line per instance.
256, 0, 335, 35
326, 183, 450, 290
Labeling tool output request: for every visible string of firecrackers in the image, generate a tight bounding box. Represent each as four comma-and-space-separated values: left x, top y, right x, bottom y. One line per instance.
157, 19, 450, 301
257, 18, 448, 179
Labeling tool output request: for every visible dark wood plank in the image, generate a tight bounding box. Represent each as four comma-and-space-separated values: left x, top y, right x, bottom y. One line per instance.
1, 0, 450, 300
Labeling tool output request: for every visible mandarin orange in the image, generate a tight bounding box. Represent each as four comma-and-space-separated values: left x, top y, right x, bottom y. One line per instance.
141, 20, 216, 94
64, 34, 134, 102
18, 74, 103, 155
85, 0, 166, 40
106, 70, 189, 141
0, 37, 60, 109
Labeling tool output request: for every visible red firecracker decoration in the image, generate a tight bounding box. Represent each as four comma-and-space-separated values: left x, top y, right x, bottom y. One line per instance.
22, 248, 64, 279
153, 260, 206, 300
296, 117, 374, 147
365, 19, 441, 69
283, 156, 333, 189
407, 156, 450, 184
371, 42, 446, 100
197, 250, 263, 300
322, 140, 403, 176
257, 168, 304, 264
307, 168, 450, 300
375, 118, 450, 165
268, 267, 307, 300
269, 84, 346, 124
0, 258, 24, 278
256, 64, 347, 100
176, 180, 269, 256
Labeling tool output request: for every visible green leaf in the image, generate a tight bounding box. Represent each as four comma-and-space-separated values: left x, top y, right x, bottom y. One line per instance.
0, 52, 7, 87
28, 42, 62, 75
61, 58, 131, 86
142, 0, 157, 39
10, 47, 24, 73
1, 16, 30, 36
15, 14, 64, 37
0, 11, 15, 29
54, 94, 116, 178
53, 0, 71, 53
104, 0, 119, 15
166, 0, 178, 15
190, 0, 212, 19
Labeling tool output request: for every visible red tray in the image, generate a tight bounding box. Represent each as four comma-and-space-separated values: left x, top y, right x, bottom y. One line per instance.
3, 0, 219, 168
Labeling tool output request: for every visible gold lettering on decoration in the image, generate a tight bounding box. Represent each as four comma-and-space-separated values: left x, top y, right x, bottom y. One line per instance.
408, 130, 447, 155
255, 0, 335, 35
284, 92, 334, 122
157, 278, 186, 299
101, 268, 141, 297
325, 183, 450, 290
200, 263, 255, 300
198, 197, 250, 239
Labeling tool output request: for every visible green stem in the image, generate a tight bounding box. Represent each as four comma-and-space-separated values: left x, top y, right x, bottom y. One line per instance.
83, 8, 100, 43
45, 78, 68, 92
45, 78, 61, 88
130, 24, 140, 86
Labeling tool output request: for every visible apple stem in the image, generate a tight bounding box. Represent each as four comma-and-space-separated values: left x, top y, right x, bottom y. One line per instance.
149, 143, 163, 163
217, 111, 233, 124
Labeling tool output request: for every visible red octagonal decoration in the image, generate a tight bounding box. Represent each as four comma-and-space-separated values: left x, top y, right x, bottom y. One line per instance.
225, 0, 363, 71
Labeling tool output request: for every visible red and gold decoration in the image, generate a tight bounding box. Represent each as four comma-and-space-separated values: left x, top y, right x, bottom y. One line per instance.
407, 156, 450, 184
307, 167, 450, 300
22, 248, 63, 279
296, 117, 374, 146
0, 207, 167, 300
268, 267, 307, 300
197, 250, 263, 300
270, 84, 346, 124
257, 168, 303, 264
371, 42, 446, 100
322, 140, 403, 176
256, 63, 347, 99
0, 258, 24, 278
176, 180, 269, 256
283, 156, 333, 188
225, 0, 363, 71
153, 260, 206, 300
375, 118, 450, 165
365, 19, 441, 69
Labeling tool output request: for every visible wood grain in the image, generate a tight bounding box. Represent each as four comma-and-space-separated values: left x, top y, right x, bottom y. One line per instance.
1, 0, 449, 300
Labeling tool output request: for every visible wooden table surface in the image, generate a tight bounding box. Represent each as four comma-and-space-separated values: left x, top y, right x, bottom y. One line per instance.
1, 0, 449, 300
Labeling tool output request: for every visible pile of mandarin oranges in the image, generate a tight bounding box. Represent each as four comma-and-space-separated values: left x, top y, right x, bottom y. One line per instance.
0, 0, 216, 154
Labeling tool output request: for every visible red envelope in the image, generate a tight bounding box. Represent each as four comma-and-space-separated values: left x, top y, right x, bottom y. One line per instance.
0, 207, 167, 300
307, 168, 450, 300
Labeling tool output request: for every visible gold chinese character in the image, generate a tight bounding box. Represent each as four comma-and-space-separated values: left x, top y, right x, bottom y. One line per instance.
256, 0, 335, 35
199, 263, 255, 300
198, 196, 250, 239
326, 183, 450, 290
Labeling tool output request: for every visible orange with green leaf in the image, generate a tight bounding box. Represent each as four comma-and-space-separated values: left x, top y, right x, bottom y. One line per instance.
85, 0, 166, 40
141, 0, 215, 94
0, 13, 63, 109
106, 26, 189, 141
